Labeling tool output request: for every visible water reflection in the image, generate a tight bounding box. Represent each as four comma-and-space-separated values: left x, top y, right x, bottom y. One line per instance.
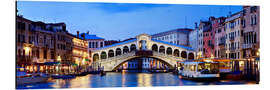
17, 72, 256, 89
137, 73, 152, 87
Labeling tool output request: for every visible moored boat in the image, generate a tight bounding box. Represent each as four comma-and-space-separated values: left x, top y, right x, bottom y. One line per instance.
178, 61, 220, 81
51, 74, 76, 79
16, 71, 49, 85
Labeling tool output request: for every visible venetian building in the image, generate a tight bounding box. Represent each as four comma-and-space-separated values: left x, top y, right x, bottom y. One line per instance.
242, 6, 260, 59
78, 31, 105, 65
16, 16, 34, 65
224, 11, 244, 59
72, 33, 89, 66
52, 23, 73, 64
212, 17, 226, 58
31, 22, 56, 63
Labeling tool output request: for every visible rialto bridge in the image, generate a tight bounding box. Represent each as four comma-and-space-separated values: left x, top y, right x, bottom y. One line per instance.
91, 34, 196, 71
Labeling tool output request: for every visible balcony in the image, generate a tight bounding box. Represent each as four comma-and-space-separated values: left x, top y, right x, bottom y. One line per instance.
229, 37, 235, 41
229, 47, 236, 51
218, 42, 225, 46
242, 44, 254, 49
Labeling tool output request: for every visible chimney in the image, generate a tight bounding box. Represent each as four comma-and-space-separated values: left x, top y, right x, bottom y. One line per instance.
77, 31, 80, 37
82, 33, 85, 40
87, 31, 89, 34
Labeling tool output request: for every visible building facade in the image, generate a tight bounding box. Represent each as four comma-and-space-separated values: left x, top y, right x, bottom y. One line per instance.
225, 11, 244, 59
72, 34, 89, 66
16, 16, 74, 66
31, 21, 57, 63
189, 23, 199, 55
16, 16, 35, 65
213, 17, 227, 59
104, 40, 121, 46
77, 31, 105, 67
242, 6, 260, 59
212, 17, 226, 58
152, 28, 193, 46
198, 21, 211, 58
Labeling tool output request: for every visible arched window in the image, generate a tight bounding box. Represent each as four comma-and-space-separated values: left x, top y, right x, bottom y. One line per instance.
108, 50, 114, 58
188, 53, 195, 60
152, 44, 158, 52
123, 46, 129, 54
93, 54, 99, 62
159, 46, 165, 54
166, 47, 172, 55
116, 48, 122, 56
173, 49, 180, 57
23, 50, 25, 58
36, 49, 39, 58
130, 44, 136, 51
101, 51, 107, 59
18, 49, 21, 57
181, 51, 187, 59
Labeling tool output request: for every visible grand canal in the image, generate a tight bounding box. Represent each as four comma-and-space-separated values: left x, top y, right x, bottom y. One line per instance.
17, 72, 257, 89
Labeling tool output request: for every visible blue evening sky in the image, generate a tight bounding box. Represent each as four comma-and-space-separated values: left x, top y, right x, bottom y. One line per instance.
17, 1, 242, 40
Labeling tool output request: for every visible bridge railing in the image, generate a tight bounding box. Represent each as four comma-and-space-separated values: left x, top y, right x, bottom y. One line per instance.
98, 51, 136, 63
98, 51, 185, 63
152, 51, 184, 63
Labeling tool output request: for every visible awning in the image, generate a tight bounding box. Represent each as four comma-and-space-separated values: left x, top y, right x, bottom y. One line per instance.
43, 62, 60, 65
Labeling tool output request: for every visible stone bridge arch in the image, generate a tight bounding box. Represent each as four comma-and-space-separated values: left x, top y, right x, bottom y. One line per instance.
110, 56, 175, 71
91, 34, 196, 71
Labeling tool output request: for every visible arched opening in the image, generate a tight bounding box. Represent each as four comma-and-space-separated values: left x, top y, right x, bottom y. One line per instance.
101, 51, 107, 59
152, 44, 158, 52
93, 53, 99, 62
159, 46, 165, 54
18, 49, 21, 57
181, 51, 187, 59
188, 53, 195, 60
166, 47, 172, 55
173, 49, 180, 57
112, 57, 174, 71
116, 48, 122, 56
36, 49, 39, 58
123, 46, 129, 54
130, 44, 136, 51
108, 50, 114, 58
139, 40, 147, 50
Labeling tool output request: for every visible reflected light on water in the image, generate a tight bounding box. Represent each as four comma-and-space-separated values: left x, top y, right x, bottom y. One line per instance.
17, 72, 258, 89
51, 79, 68, 88
69, 75, 91, 88
137, 73, 152, 87
178, 76, 184, 86
121, 72, 126, 87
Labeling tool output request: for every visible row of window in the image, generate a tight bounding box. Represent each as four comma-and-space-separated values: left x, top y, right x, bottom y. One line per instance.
244, 32, 257, 44
89, 41, 104, 48
155, 34, 177, 41
226, 41, 240, 51
17, 49, 54, 59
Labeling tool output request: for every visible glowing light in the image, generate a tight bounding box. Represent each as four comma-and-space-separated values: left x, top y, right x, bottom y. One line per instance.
57, 56, 61, 62
82, 58, 86, 65
24, 46, 31, 55
256, 49, 260, 56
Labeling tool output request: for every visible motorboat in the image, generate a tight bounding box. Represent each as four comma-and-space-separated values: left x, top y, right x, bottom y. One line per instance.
178, 61, 220, 81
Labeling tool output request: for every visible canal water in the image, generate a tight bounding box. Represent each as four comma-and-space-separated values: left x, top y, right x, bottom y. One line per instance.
17, 72, 256, 89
